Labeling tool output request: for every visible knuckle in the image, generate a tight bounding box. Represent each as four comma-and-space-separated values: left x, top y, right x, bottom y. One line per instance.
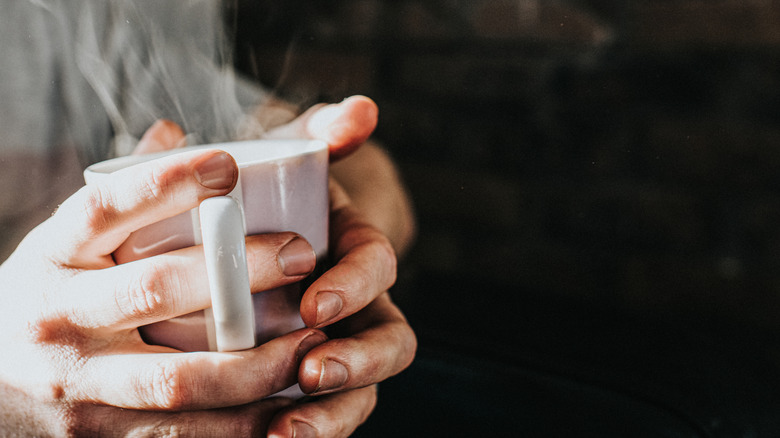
329, 386, 377, 437
380, 319, 417, 373
80, 186, 119, 237
139, 165, 173, 205
399, 323, 418, 370
60, 402, 123, 438
149, 424, 185, 438
374, 236, 397, 268
27, 316, 89, 353
366, 230, 395, 260
365, 236, 397, 287
359, 385, 379, 424
58, 404, 89, 437
118, 264, 173, 321
361, 355, 384, 384
147, 361, 191, 410
356, 321, 416, 381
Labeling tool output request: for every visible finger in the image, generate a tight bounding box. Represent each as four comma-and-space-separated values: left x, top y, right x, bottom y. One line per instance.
65, 233, 316, 330
300, 183, 396, 328
74, 329, 327, 410
267, 385, 377, 438
69, 397, 292, 437
306, 96, 378, 160
263, 96, 378, 161
47, 149, 238, 267
0, 379, 289, 437
298, 293, 416, 396
133, 119, 187, 155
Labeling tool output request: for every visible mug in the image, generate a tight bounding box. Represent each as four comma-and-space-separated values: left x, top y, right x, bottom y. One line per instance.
84, 139, 329, 352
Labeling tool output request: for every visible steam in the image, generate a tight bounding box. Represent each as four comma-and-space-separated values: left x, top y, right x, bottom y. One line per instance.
0, 1, 283, 260
41, 0, 269, 160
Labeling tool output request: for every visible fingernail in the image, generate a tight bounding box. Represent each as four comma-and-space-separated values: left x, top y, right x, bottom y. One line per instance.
314, 291, 343, 326
194, 151, 237, 190
291, 421, 317, 438
296, 331, 326, 360
278, 237, 316, 277
316, 358, 349, 392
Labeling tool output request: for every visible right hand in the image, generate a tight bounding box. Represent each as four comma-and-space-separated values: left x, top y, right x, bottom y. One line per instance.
0, 124, 327, 435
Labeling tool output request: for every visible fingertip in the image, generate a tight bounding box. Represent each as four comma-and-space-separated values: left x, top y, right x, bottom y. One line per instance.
307, 95, 378, 161
295, 329, 328, 362
269, 386, 378, 438
134, 119, 187, 155
330, 97, 379, 160
278, 237, 317, 277
341, 95, 378, 120
266, 402, 301, 438
153, 119, 186, 138
298, 355, 323, 394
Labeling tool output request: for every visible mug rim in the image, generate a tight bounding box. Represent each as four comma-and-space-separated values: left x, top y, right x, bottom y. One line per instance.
84, 139, 327, 181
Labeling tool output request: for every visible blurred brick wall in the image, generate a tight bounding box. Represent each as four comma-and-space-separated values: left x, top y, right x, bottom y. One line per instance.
233, 0, 780, 352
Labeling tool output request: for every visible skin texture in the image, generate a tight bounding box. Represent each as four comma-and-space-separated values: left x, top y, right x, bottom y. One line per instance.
0, 96, 416, 437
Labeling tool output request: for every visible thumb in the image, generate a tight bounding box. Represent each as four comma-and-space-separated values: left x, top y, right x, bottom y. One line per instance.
265, 96, 378, 161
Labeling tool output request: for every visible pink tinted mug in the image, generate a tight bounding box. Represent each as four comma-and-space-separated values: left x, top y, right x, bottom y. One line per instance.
84, 139, 329, 352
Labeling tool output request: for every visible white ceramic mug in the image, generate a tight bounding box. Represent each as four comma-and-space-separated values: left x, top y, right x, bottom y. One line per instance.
84, 139, 329, 353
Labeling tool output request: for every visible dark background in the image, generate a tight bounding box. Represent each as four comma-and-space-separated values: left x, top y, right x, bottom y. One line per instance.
232, 1, 780, 436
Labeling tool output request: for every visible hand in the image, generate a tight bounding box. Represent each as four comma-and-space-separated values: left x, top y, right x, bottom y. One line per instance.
258, 96, 417, 437
142, 97, 418, 437
267, 181, 416, 438
0, 124, 329, 435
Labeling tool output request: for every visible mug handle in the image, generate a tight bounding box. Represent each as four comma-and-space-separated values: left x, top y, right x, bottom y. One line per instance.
199, 196, 256, 351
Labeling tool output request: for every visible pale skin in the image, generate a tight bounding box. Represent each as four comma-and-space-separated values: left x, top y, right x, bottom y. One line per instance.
0, 96, 417, 437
